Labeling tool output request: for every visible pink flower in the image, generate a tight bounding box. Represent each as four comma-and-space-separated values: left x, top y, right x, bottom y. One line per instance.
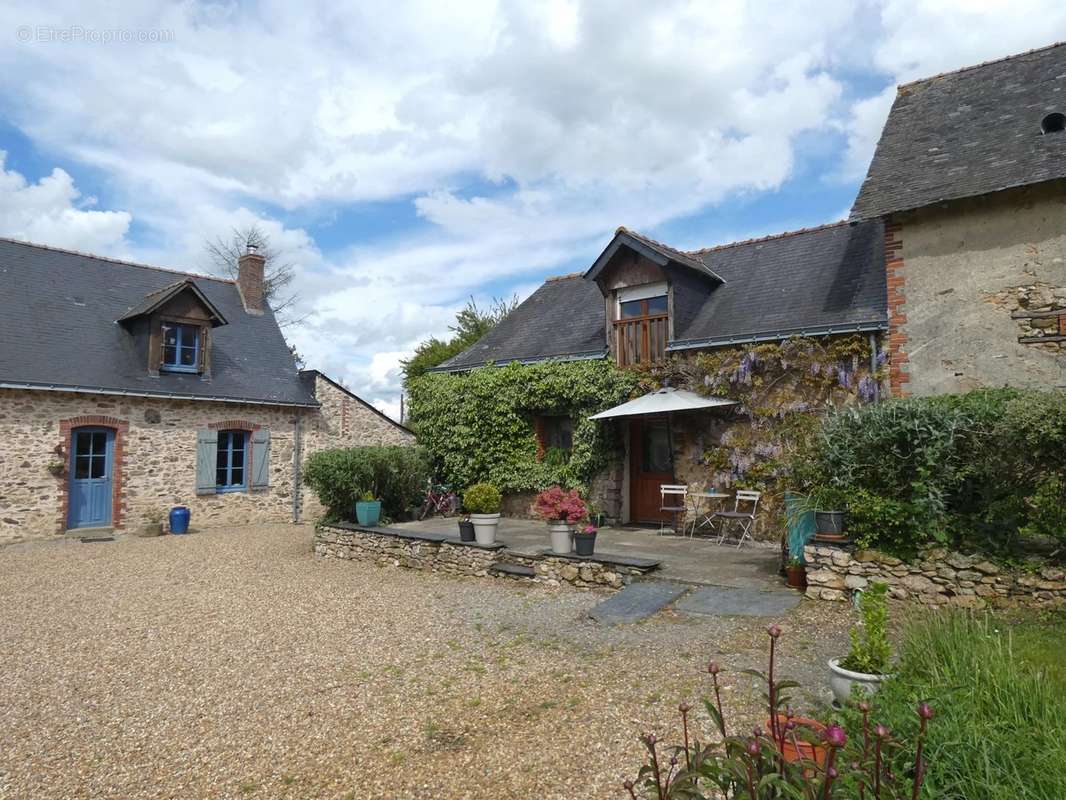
533, 485, 589, 523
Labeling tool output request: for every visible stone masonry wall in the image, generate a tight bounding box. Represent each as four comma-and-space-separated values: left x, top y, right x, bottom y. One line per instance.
2, 376, 415, 544
0, 388, 304, 544
890, 182, 1066, 397
314, 524, 645, 590
804, 544, 1066, 608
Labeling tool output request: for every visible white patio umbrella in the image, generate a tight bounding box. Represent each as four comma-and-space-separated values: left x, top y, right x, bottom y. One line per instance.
588, 387, 735, 420
588, 387, 736, 486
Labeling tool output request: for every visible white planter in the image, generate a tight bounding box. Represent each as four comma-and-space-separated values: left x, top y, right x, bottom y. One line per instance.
470, 513, 501, 545
828, 658, 893, 705
547, 521, 572, 555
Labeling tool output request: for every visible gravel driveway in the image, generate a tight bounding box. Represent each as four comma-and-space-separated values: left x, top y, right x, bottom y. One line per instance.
0, 525, 851, 799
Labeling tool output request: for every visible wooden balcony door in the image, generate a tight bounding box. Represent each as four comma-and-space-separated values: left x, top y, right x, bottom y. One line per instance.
614, 295, 668, 367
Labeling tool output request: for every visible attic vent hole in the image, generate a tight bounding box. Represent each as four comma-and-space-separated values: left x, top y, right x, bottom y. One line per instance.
1040, 112, 1066, 135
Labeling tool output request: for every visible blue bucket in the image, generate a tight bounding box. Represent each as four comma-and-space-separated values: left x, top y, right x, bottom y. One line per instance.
169, 506, 191, 534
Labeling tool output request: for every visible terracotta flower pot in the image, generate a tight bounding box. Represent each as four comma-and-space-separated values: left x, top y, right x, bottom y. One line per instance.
767, 715, 828, 767
785, 565, 807, 589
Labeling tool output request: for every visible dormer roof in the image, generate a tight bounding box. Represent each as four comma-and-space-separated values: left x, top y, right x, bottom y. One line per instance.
117, 279, 229, 326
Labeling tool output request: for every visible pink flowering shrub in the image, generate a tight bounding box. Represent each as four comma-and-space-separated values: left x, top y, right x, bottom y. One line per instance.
533, 485, 588, 523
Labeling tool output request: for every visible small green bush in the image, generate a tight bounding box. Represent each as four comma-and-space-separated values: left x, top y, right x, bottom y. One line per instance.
840, 582, 891, 674
303, 446, 430, 522
463, 483, 501, 514
844, 612, 1066, 800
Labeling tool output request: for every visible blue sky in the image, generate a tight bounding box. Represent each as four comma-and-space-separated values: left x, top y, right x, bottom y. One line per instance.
2, 1, 1065, 418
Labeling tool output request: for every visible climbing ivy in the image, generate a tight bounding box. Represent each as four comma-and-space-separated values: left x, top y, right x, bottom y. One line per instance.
407, 359, 640, 493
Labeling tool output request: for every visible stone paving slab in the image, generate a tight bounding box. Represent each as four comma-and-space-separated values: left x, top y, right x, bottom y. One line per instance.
675, 586, 801, 617
588, 581, 689, 625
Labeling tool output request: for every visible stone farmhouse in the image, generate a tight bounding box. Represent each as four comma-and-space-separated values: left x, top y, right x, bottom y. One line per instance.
0, 239, 412, 544
428, 42, 1066, 525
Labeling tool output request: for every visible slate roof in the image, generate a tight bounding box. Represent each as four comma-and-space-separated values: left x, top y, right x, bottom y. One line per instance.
440, 220, 886, 370
851, 41, 1066, 220
673, 220, 886, 348
0, 237, 317, 406
436, 274, 607, 370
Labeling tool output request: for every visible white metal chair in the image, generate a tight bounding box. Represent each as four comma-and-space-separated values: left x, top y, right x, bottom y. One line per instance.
659, 484, 688, 536
712, 490, 761, 548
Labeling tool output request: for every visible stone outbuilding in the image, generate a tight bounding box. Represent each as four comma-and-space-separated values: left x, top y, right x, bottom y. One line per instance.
0, 238, 413, 544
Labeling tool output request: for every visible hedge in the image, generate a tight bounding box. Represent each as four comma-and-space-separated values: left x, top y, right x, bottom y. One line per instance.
803, 388, 1066, 556
303, 445, 431, 522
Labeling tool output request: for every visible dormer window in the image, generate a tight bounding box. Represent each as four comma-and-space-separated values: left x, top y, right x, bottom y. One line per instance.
161, 323, 201, 373
614, 284, 669, 367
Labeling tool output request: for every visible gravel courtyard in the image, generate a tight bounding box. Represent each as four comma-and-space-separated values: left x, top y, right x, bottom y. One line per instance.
0, 525, 852, 800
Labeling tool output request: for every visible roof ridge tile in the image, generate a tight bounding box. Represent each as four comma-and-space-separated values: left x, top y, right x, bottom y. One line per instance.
0, 235, 235, 284
688, 220, 849, 254
897, 40, 1066, 91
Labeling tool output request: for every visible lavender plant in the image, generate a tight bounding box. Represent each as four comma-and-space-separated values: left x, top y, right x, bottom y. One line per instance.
624, 625, 933, 799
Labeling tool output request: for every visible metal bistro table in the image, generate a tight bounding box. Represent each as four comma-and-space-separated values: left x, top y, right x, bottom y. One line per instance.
687, 490, 732, 538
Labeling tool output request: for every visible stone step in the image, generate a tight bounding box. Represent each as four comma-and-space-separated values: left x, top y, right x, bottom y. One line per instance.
674, 586, 801, 617
588, 580, 689, 625
488, 562, 536, 578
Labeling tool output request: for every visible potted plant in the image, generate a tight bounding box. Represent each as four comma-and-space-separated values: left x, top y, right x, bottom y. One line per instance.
573, 523, 598, 557
463, 483, 502, 545
355, 489, 382, 527
784, 555, 806, 589
457, 515, 476, 542
810, 486, 848, 542
828, 581, 894, 704
532, 485, 588, 554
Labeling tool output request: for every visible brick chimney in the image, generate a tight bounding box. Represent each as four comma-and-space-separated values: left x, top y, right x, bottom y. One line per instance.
237, 244, 266, 314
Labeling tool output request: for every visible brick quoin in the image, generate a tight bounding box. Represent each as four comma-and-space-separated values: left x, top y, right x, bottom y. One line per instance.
883, 218, 910, 397
57, 415, 130, 533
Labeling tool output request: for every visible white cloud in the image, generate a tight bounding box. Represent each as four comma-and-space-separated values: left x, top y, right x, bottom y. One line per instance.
2, 1, 1066, 414
0, 152, 131, 251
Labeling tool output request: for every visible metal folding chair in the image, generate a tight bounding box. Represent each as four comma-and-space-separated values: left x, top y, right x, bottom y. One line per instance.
713, 490, 761, 548
659, 484, 688, 536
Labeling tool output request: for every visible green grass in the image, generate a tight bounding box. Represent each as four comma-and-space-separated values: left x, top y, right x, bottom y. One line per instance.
848, 610, 1066, 800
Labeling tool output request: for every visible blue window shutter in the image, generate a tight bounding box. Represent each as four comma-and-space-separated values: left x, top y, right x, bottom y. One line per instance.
196, 429, 218, 494
251, 429, 270, 490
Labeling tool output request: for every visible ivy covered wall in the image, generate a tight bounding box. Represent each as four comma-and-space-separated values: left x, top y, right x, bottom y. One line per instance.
408, 335, 883, 530
407, 359, 639, 496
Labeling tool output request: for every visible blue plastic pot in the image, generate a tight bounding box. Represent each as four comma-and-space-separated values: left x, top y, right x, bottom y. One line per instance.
169, 506, 190, 534
355, 500, 382, 527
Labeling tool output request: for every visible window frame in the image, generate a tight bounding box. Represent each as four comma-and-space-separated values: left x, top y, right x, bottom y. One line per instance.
160, 322, 202, 374
215, 429, 248, 492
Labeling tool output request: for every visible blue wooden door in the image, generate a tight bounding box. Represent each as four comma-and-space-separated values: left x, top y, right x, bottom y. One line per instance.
68, 427, 114, 528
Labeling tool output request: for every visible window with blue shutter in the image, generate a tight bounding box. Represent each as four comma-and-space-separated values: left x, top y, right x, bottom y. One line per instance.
215, 430, 248, 491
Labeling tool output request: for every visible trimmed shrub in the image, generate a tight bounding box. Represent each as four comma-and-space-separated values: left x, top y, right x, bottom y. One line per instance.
462, 483, 501, 514
303, 446, 430, 522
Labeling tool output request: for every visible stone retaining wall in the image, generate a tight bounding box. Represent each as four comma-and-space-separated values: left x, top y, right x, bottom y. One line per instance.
314, 524, 650, 589
804, 544, 1066, 608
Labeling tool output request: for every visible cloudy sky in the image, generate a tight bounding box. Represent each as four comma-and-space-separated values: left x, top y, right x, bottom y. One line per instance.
1, 1, 1064, 418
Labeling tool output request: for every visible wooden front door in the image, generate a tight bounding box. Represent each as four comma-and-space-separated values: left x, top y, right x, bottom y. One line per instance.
68, 427, 114, 529
629, 418, 674, 523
